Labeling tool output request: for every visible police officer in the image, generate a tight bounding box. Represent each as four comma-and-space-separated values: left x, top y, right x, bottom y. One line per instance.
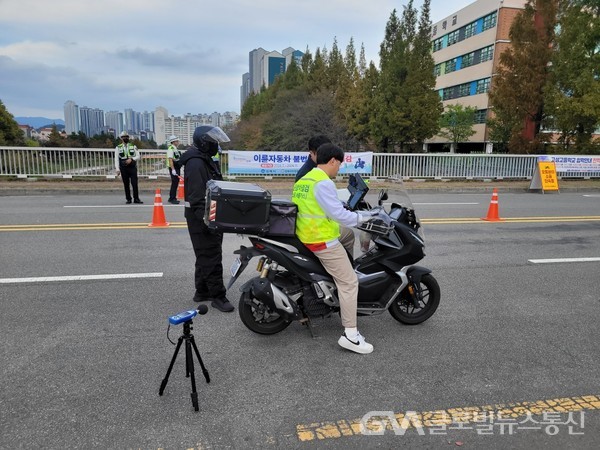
166, 135, 182, 204
179, 125, 234, 312
115, 131, 142, 204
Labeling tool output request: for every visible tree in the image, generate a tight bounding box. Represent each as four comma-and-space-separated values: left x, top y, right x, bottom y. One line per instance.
370, 2, 441, 152
0, 100, 25, 146
438, 104, 477, 151
403, 0, 442, 147
543, 0, 600, 152
488, 0, 557, 153
370, 7, 412, 151
44, 125, 64, 147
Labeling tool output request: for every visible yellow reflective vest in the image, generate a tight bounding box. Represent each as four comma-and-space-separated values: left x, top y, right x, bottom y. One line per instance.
166, 144, 181, 167
117, 143, 137, 159
292, 168, 339, 244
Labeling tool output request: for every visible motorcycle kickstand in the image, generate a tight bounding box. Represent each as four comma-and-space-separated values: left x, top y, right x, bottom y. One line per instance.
299, 315, 318, 339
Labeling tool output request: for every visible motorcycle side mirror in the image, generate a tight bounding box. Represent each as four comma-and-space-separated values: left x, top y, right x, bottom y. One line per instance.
378, 189, 388, 206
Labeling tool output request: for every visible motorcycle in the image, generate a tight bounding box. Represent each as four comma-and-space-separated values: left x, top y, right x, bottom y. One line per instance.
227, 174, 440, 335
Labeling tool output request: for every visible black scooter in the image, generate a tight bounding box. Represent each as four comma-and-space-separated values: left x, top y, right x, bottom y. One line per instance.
227, 174, 440, 336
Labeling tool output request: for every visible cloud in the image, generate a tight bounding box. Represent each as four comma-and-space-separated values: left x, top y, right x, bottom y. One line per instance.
0, 0, 475, 118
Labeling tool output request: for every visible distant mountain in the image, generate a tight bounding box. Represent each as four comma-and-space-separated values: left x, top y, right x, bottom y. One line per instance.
16, 117, 65, 129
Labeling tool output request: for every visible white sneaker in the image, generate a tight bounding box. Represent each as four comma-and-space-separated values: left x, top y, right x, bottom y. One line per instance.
338, 332, 374, 354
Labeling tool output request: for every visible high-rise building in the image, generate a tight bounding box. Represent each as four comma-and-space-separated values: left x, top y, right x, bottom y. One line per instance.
249, 47, 268, 94
154, 106, 169, 145
141, 111, 155, 133
124, 108, 143, 134
240, 72, 250, 111
79, 107, 105, 137
154, 107, 239, 146
426, 0, 527, 153
221, 111, 240, 129
64, 100, 80, 135
282, 47, 303, 68
262, 51, 286, 88
241, 47, 304, 109
105, 111, 124, 137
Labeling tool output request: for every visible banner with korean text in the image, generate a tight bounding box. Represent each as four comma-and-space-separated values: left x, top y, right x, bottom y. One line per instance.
227, 151, 373, 176
540, 155, 600, 173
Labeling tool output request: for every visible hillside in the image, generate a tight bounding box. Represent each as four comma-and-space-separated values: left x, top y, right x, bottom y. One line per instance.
15, 117, 65, 128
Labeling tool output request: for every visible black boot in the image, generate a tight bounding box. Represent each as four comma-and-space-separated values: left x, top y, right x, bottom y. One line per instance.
211, 297, 234, 312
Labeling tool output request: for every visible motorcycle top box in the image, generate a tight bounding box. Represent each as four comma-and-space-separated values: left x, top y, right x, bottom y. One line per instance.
204, 180, 271, 234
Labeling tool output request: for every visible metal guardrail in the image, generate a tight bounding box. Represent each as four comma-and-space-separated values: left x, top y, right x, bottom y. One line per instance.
1, 147, 599, 179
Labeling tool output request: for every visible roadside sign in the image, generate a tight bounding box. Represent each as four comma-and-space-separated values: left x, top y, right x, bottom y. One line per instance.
530, 159, 560, 193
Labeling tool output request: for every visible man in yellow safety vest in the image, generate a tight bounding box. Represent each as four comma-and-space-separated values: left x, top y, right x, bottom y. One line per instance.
292, 143, 375, 354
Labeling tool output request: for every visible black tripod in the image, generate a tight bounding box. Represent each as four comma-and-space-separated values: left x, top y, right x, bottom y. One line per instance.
159, 319, 210, 411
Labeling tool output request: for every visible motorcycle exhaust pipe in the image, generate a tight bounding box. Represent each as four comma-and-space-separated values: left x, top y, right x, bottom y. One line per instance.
246, 278, 300, 320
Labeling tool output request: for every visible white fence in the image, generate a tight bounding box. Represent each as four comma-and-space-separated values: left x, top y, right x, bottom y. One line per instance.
1, 147, 599, 179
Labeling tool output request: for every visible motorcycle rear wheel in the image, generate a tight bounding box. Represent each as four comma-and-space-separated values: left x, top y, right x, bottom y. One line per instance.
389, 273, 440, 325
238, 291, 292, 335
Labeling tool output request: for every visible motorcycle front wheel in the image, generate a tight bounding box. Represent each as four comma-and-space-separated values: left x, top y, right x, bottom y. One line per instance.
238, 291, 292, 335
389, 273, 440, 325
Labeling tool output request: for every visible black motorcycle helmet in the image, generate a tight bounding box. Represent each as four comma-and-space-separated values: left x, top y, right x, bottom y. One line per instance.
193, 126, 230, 157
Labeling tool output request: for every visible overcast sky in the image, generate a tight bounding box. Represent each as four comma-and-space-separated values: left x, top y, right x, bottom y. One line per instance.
1, 0, 473, 119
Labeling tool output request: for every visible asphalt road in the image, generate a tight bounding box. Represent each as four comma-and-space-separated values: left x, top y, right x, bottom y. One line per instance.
1, 190, 599, 449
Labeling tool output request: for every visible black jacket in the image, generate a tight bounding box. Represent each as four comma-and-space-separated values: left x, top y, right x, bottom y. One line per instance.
180, 146, 222, 209
295, 157, 316, 182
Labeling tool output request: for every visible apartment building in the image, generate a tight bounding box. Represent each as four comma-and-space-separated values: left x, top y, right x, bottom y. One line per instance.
241, 47, 304, 108
63, 100, 80, 135
426, 0, 527, 153
153, 107, 240, 146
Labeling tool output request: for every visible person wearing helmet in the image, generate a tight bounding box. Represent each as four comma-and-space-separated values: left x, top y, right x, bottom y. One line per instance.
166, 135, 181, 204
179, 126, 234, 312
115, 131, 143, 204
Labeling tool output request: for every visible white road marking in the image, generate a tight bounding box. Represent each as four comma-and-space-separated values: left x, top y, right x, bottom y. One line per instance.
413, 202, 479, 205
528, 257, 600, 264
0, 272, 164, 284
63, 205, 181, 208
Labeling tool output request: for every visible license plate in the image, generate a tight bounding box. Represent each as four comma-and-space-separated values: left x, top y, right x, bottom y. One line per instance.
230, 258, 242, 277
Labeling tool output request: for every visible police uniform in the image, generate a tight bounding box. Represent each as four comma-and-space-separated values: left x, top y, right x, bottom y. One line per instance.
115, 140, 141, 203
166, 142, 182, 203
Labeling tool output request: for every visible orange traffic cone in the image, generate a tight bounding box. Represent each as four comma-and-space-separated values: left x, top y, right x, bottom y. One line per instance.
148, 189, 170, 227
176, 176, 185, 200
481, 188, 503, 222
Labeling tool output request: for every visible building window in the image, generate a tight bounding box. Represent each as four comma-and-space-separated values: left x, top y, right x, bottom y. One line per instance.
447, 30, 459, 46
480, 45, 494, 62
452, 15, 457, 26
443, 88, 458, 101
462, 52, 475, 68
445, 59, 457, 73
476, 78, 491, 94
474, 109, 488, 124
433, 37, 444, 52
464, 22, 477, 39
458, 83, 471, 97
482, 12, 497, 31
434, 64, 442, 76
442, 20, 447, 30
432, 25, 437, 36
